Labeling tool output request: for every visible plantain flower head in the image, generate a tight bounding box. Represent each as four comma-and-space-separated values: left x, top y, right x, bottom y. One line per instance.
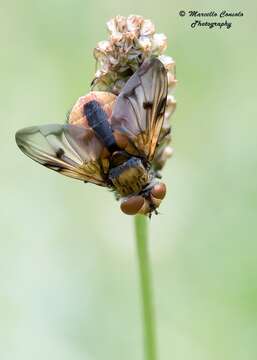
92, 15, 177, 171
92, 15, 176, 98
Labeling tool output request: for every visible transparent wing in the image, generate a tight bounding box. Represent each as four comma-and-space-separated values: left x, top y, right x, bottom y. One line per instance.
15, 124, 107, 186
111, 58, 168, 160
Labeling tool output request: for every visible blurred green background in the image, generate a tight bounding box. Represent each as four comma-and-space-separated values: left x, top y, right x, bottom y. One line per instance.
1, 0, 257, 359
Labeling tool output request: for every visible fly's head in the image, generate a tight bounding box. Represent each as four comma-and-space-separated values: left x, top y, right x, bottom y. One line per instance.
120, 181, 167, 216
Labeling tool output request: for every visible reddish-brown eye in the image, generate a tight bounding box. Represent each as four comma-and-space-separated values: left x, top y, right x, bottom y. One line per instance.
120, 196, 145, 215
151, 183, 166, 200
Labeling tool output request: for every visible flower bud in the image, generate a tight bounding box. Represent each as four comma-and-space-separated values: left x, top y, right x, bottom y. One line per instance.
152, 33, 167, 53
138, 36, 152, 52
140, 19, 155, 36
165, 95, 176, 119
158, 55, 175, 71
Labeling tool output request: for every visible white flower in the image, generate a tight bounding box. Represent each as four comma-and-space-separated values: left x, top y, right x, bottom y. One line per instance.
158, 55, 175, 71
138, 36, 152, 52
152, 33, 167, 53
140, 19, 155, 36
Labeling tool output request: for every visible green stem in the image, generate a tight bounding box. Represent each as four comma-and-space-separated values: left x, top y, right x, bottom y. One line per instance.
134, 215, 157, 360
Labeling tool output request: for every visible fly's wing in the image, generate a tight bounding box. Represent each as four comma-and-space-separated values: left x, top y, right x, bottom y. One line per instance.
15, 124, 107, 186
111, 58, 168, 161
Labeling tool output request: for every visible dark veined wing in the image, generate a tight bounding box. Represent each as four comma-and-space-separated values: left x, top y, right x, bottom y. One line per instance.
15, 124, 107, 186
111, 57, 168, 161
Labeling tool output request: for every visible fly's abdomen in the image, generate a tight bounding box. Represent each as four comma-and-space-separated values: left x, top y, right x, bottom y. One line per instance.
109, 157, 149, 197
84, 100, 118, 153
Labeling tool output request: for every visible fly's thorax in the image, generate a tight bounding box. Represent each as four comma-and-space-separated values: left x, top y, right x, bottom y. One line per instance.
109, 155, 149, 197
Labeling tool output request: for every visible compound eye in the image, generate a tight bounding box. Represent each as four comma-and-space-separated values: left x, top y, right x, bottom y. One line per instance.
151, 183, 166, 200
120, 196, 145, 215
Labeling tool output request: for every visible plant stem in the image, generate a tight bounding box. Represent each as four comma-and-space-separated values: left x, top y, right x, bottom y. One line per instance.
134, 215, 157, 360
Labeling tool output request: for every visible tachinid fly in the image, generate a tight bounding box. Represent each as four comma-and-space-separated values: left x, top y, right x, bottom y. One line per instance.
16, 58, 168, 216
